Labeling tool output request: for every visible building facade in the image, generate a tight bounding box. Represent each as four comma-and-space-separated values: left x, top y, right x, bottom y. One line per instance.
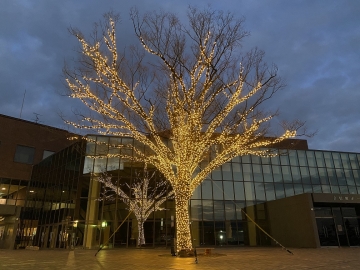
18, 135, 360, 250
0, 114, 75, 249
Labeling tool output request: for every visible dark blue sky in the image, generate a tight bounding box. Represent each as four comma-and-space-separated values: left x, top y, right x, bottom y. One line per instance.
1, 0, 359, 152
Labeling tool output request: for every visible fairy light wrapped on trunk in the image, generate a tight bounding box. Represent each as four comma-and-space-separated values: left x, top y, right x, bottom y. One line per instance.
97, 165, 173, 246
64, 7, 304, 251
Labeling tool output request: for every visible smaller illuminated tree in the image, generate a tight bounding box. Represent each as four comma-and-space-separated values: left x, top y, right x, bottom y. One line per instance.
97, 165, 173, 246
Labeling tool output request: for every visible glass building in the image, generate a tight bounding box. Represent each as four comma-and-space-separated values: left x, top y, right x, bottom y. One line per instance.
19, 135, 360, 249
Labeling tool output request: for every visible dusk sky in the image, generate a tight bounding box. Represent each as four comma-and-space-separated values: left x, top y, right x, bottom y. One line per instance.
1, 1, 359, 152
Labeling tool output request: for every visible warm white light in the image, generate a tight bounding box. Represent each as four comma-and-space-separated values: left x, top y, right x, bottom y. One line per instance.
97, 165, 173, 246
66, 13, 298, 251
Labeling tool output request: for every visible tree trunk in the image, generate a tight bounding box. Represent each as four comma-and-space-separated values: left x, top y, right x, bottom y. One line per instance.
175, 190, 192, 251
138, 220, 145, 246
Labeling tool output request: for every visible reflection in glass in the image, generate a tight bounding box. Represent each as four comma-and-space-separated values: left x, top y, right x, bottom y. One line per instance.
262, 165, 273, 182
303, 184, 313, 193
251, 155, 261, 164
306, 151, 316, 167
225, 202, 236, 220
202, 179, 213, 199
234, 201, 245, 220
96, 136, 109, 155
318, 168, 329, 185
83, 157, 94, 174
321, 185, 331, 193
280, 155, 289, 166
315, 151, 325, 167
332, 152, 342, 168
331, 185, 340, 194
327, 168, 338, 186
313, 185, 322, 193
271, 154, 280, 165
234, 182, 245, 200
272, 166, 282, 182
353, 170, 360, 186
324, 152, 334, 168
232, 163, 243, 181
191, 185, 201, 199
261, 156, 271, 164
289, 151, 299, 166
244, 182, 255, 201
255, 183, 266, 201
310, 167, 320, 184
213, 181, 224, 200
341, 153, 350, 169
349, 154, 359, 169
242, 164, 252, 181
223, 181, 234, 200
202, 200, 214, 221
297, 151, 308, 166
345, 170, 355, 186
94, 158, 106, 173
300, 167, 311, 184
282, 166, 292, 182
294, 184, 303, 195
274, 183, 285, 199
222, 163, 233, 180
214, 201, 225, 221
242, 155, 251, 163
336, 169, 347, 185
340, 186, 349, 194
212, 167, 222, 180
291, 166, 301, 183
190, 200, 202, 221
348, 186, 357, 194
264, 183, 276, 201
253, 164, 263, 182
284, 184, 294, 197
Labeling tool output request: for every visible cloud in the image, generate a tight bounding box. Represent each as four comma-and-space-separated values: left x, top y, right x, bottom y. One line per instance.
1, 0, 359, 152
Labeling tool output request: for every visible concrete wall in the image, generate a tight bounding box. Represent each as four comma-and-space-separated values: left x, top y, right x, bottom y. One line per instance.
266, 193, 319, 248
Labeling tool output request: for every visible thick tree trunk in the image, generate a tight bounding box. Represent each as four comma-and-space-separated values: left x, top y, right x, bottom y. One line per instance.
138, 220, 145, 246
175, 190, 192, 251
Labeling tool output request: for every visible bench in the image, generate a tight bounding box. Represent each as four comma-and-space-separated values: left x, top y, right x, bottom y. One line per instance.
195, 247, 214, 255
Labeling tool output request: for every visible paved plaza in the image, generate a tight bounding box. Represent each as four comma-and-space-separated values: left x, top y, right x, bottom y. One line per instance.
0, 247, 359, 269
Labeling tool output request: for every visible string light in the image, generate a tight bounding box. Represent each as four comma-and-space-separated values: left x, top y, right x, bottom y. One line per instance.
96, 165, 173, 246
66, 15, 297, 251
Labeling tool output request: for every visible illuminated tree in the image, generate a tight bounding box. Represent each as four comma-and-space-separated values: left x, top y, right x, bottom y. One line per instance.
97, 165, 173, 246
65, 7, 304, 251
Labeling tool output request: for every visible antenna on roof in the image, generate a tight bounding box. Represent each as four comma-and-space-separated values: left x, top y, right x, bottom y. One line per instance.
20, 89, 26, 119
33, 113, 42, 124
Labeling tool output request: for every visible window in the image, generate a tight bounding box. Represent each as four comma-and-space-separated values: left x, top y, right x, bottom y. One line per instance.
43, 150, 55, 160
14, 145, 35, 164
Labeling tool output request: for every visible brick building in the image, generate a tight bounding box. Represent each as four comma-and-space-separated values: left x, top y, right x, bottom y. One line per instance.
0, 114, 75, 249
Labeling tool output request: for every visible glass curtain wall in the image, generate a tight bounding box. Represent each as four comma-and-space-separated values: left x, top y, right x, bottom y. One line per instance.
19, 141, 85, 249
190, 150, 360, 247
83, 136, 175, 249
20, 134, 360, 249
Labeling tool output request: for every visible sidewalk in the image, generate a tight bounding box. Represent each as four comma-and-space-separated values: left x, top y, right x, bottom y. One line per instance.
0, 246, 359, 269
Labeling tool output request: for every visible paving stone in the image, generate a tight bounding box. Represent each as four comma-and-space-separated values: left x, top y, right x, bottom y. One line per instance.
0, 247, 359, 270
